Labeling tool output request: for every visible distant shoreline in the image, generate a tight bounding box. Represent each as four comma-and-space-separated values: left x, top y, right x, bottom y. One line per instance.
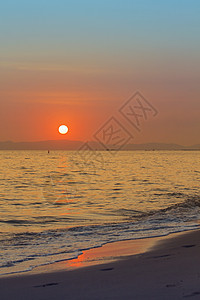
0, 140, 200, 151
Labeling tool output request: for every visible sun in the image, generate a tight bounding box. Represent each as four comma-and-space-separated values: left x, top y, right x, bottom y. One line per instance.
58, 125, 69, 135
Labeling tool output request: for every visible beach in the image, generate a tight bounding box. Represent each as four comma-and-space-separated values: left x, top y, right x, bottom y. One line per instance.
1, 229, 200, 300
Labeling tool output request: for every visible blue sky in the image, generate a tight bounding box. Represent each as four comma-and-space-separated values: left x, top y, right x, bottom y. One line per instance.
1, 0, 200, 59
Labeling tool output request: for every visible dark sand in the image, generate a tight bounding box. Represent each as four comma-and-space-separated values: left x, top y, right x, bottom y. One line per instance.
1, 230, 200, 299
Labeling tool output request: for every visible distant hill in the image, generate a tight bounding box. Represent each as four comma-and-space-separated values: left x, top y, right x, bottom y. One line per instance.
124, 143, 184, 150
0, 140, 200, 151
0, 140, 83, 150
189, 144, 200, 150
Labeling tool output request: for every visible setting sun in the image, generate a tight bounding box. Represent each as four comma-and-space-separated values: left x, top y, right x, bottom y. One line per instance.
58, 125, 69, 135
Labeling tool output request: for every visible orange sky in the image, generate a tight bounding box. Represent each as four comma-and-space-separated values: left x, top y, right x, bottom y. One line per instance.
1, 59, 200, 146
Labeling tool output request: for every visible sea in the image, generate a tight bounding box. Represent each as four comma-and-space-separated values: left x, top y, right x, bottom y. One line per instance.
0, 150, 200, 276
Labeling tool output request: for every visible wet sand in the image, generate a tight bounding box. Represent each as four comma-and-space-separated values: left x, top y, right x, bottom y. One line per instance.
1, 230, 200, 299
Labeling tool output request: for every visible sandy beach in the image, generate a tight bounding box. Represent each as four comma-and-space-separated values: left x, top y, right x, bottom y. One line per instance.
1, 229, 200, 300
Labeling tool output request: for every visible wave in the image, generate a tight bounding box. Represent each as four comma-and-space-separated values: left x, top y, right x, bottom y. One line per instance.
148, 195, 200, 216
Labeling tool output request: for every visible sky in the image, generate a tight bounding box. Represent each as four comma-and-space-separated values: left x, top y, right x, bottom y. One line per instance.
0, 0, 200, 145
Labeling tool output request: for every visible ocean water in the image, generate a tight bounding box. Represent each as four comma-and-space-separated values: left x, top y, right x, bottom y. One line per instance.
0, 150, 200, 275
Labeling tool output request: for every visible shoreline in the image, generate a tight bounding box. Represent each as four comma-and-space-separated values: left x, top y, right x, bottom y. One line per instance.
16, 230, 192, 276
1, 229, 194, 278
1, 229, 200, 299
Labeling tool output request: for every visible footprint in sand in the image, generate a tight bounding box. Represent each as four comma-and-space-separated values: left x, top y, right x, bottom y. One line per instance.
33, 282, 59, 288
182, 244, 196, 248
183, 291, 200, 298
